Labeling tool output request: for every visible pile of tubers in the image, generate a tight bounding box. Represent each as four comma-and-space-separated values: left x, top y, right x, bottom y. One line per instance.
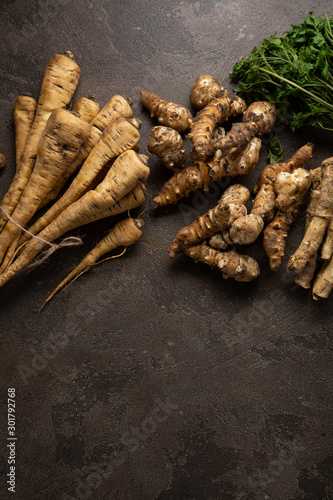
143, 74, 332, 299
0, 51, 150, 305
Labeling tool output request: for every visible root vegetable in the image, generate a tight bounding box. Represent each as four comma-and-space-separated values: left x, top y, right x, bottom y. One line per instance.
183, 244, 260, 282
39, 94, 133, 209
168, 201, 247, 257
19, 117, 141, 246
0, 109, 91, 264
0, 151, 149, 287
0, 154, 6, 170
14, 94, 37, 169
41, 217, 144, 307
229, 214, 264, 246
141, 91, 193, 132
294, 177, 321, 288
153, 137, 261, 207
218, 183, 250, 205
73, 95, 100, 123
148, 126, 186, 173
0, 52, 81, 230
263, 168, 311, 271
190, 74, 222, 109
214, 101, 276, 151
312, 257, 333, 299
251, 143, 314, 223
287, 157, 333, 274
187, 89, 247, 160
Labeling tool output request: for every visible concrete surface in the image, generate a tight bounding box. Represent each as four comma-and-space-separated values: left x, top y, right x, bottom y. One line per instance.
0, 1, 332, 499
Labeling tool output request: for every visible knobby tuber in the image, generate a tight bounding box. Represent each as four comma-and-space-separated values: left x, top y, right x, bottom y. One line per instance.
190, 74, 222, 110
263, 168, 311, 271
251, 142, 314, 224
141, 91, 193, 132
148, 126, 186, 173
183, 244, 260, 282
153, 137, 261, 207
168, 201, 247, 257
187, 89, 247, 160
214, 101, 276, 152
288, 157, 333, 274
0, 154, 6, 170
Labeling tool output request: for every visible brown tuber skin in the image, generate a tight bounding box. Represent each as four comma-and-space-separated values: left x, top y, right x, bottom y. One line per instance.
251, 143, 314, 224
183, 244, 260, 282
141, 91, 193, 132
263, 168, 311, 271
148, 126, 186, 173
168, 201, 247, 257
214, 101, 276, 152
190, 74, 222, 110
153, 137, 261, 207
187, 89, 247, 160
288, 157, 333, 275
0, 154, 6, 169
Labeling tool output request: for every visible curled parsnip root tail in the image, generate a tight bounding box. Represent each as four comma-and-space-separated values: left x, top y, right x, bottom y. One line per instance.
187, 89, 247, 160
39, 94, 133, 210
0, 109, 91, 265
14, 94, 37, 170
73, 95, 100, 123
214, 101, 276, 152
183, 244, 260, 282
190, 74, 222, 110
0, 151, 149, 287
168, 201, 247, 258
287, 157, 333, 275
263, 168, 311, 271
153, 138, 261, 207
141, 91, 193, 132
251, 142, 314, 224
19, 117, 141, 246
0, 52, 81, 231
40, 217, 144, 308
0, 183, 146, 286
148, 126, 186, 173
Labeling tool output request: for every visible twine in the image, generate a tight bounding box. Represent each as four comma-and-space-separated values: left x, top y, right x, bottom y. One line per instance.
0, 207, 83, 268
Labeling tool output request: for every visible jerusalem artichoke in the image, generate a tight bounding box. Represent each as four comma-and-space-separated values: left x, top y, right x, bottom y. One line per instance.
183, 244, 260, 282
148, 126, 186, 173
187, 89, 247, 160
141, 91, 193, 132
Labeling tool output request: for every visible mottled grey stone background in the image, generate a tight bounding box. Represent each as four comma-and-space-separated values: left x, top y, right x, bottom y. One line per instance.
0, 1, 332, 499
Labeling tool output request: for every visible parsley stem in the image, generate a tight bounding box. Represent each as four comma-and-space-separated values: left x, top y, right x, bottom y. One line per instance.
255, 66, 333, 113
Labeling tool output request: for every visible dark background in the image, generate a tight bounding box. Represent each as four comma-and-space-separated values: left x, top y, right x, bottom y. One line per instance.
0, 1, 332, 499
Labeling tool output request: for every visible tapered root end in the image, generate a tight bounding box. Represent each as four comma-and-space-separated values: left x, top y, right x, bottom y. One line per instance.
167, 242, 181, 258
152, 195, 163, 208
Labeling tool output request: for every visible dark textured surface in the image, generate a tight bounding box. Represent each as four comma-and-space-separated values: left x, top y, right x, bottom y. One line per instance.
0, 1, 332, 499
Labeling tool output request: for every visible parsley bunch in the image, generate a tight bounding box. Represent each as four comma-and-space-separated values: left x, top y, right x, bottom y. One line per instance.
230, 13, 333, 133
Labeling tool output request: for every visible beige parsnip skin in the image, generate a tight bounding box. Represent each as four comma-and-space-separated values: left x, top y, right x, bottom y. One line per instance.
0, 52, 81, 230
14, 94, 37, 169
